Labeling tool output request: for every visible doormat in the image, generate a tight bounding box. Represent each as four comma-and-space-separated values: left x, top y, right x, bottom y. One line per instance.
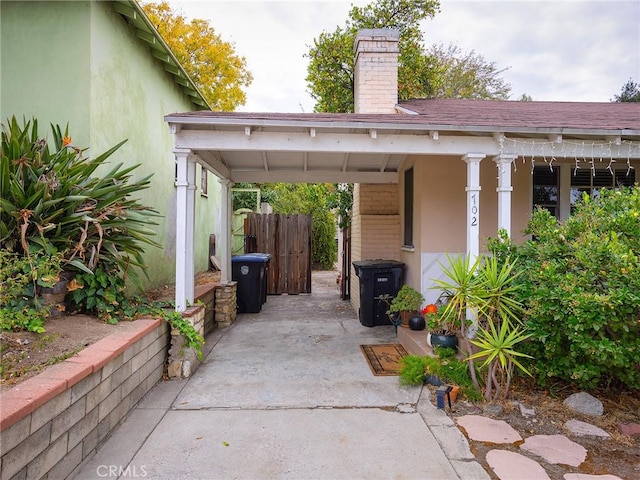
360, 344, 408, 376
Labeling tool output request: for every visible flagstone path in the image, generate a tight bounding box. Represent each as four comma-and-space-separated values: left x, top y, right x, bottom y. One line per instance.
456, 414, 624, 480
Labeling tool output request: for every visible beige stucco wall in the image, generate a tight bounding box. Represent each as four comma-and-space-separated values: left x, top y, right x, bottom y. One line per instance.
399, 155, 532, 303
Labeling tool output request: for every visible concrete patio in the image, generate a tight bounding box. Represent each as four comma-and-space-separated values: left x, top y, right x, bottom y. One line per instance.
72, 271, 487, 479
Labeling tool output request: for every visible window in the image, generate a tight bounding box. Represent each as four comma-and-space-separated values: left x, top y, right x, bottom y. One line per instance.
570, 167, 635, 212
533, 167, 559, 217
403, 168, 414, 247
201, 168, 208, 196
533, 165, 636, 218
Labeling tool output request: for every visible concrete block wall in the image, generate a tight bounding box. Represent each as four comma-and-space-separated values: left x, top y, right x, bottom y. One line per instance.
358, 184, 399, 215
350, 183, 400, 312
0, 318, 168, 480
194, 284, 216, 335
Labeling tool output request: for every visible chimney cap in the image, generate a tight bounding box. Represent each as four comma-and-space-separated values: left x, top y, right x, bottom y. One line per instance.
354, 28, 400, 54
355, 28, 400, 42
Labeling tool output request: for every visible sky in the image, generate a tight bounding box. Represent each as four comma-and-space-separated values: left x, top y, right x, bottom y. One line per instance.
164, 0, 640, 112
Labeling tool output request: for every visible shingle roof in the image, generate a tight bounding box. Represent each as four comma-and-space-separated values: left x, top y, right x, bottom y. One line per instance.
168, 99, 639, 136
398, 98, 640, 131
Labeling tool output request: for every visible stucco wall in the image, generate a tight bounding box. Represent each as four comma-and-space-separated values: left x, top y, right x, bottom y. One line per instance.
0, 1, 92, 146
402, 155, 533, 303
0, 1, 220, 289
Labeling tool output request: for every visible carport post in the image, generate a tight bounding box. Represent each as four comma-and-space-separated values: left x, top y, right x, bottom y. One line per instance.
219, 178, 233, 284
174, 149, 196, 311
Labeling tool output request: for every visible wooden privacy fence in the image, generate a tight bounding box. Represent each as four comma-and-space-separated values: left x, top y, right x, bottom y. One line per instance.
244, 213, 312, 295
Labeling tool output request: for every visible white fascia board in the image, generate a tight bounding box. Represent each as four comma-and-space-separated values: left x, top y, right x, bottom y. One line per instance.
164, 116, 640, 139
174, 130, 499, 156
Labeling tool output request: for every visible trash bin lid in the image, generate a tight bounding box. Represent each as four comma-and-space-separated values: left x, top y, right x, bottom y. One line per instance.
242, 253, 271, 262
352, 259, 404, 269
232, 254, 269, 263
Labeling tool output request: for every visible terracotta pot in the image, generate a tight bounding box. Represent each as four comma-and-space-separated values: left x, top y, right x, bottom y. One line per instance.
449, 385, 461, 403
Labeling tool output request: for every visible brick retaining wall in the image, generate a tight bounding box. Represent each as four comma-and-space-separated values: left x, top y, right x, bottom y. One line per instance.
0, 318, 168, 480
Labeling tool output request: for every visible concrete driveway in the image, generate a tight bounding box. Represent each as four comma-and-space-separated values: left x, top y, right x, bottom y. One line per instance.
74, 271, 488, 480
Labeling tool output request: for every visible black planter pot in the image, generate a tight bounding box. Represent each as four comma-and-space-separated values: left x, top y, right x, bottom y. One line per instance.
428, 332, 458, 349
408, 315, 426, 331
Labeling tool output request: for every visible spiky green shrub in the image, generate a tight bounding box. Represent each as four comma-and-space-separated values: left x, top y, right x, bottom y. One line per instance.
489, 186, 640, 391
0, 116, 160, 289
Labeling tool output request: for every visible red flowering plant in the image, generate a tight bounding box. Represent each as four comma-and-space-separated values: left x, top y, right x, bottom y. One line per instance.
422, 302, 458, 335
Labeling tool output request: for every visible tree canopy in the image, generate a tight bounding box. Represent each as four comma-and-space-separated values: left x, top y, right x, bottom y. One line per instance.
613, 78, 640, 102
305, 0, 511, 113
142, 1, 253, 111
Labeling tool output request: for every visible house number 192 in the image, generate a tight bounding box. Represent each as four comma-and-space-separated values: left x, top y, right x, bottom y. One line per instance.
470, 193, 478, 227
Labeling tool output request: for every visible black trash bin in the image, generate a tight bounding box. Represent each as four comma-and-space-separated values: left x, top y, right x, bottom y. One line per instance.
242, 253, 271, 305
353, 260, 405, 327
232, 254, 270, 313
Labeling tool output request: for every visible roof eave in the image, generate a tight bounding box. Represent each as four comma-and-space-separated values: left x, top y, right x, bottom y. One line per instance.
113, 0, 210, 110
164, 114, 640, 140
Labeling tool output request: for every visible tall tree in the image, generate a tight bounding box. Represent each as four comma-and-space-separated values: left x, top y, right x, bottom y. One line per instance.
305, 0, 511, 113
142, 2, 253, 111
426, 44, 510, 100
306, 0, 440, 113
613, 78, 640, 102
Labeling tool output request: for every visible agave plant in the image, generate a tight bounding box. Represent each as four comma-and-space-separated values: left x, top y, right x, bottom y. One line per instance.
0, 116, 161, 289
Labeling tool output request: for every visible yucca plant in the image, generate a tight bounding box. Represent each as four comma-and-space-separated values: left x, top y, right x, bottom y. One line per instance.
468, 316, 533, 400
0, 116, 161, 290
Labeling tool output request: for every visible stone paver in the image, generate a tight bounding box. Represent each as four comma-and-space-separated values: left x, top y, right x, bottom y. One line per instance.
486, 450, 550, 480
563, 474, 623, 480
520, 434, 587, 467
565, 419, 611, 438
563, 392, 604, 416
456, 415, 522, 444
618, 422, 640, 436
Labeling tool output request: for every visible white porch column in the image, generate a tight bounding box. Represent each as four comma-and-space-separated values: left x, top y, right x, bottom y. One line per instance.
462, 153, 486, 264
174, 149, 196, 311
493, 154, 517, 236
185, 158, 197, 302
218, 178, 233, 284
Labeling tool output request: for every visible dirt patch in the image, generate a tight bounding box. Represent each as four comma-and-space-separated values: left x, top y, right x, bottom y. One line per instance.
1, 271, 221, 393
0, 314, 135, 393
433, 380, 640, 480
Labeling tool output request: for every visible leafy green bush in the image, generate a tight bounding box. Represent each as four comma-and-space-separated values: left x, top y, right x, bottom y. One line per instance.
0, 116, 160, 288
489, 187, 640, 390
0, 250, 63, 332
399, 350, 482, 401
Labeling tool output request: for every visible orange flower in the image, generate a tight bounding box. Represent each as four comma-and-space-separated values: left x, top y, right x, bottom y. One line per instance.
62, 136, 72, 146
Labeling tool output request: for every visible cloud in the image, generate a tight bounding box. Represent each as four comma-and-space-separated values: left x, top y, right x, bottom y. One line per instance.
168, 0, 640, 110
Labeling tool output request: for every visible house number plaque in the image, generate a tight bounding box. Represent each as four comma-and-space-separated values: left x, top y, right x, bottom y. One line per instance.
470, 193, 478, 227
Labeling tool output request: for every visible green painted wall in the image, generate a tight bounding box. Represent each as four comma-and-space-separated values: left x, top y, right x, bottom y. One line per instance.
1, 1, 222, 290
1, 1, 92, 145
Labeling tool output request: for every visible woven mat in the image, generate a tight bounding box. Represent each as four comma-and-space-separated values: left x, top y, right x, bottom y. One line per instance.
360, 344, 408, 376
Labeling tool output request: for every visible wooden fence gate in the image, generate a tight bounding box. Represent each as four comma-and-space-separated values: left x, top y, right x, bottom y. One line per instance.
244, 213, 312, 295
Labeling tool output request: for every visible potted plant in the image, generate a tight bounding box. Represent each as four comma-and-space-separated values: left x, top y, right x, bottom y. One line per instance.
386, 284, 425, 328
423, 303, 459, 349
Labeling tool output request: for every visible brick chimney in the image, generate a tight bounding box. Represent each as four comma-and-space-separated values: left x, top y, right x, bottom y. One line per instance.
353, 29, 400, 114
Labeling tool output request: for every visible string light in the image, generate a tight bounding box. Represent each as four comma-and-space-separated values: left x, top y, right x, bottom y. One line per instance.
499, 138, 640, 177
